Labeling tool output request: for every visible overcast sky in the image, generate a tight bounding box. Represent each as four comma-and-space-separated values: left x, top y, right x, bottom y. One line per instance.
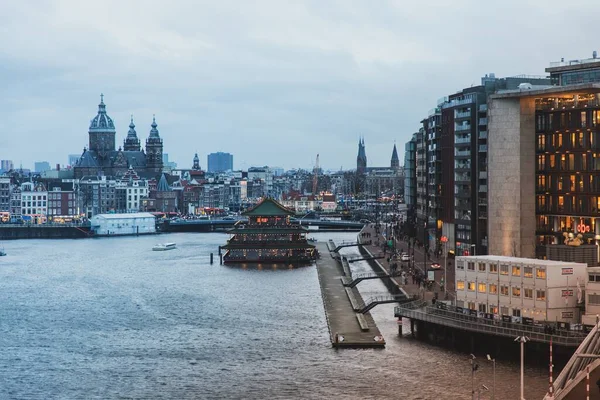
1, 0, 599, 171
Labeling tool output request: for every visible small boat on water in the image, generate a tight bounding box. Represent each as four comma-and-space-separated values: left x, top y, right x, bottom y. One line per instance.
152, 242, 177, 251
0, 250, 6, 257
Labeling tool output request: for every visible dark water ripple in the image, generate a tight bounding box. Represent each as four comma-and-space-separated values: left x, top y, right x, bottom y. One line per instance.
0, 232, 548, 399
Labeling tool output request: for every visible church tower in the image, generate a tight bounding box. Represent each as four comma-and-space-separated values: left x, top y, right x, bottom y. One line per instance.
192, 153, 200, 170
391, 143, 399, 171
356, 137, 367, 174
88, 94, 116, 157
123, 115, 141, 151
145, 115, 164, 174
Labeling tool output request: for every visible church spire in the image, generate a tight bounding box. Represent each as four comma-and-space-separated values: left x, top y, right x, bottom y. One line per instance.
357, 136, 367, 174
391, 143, 399, 170
123, 114, 141, 151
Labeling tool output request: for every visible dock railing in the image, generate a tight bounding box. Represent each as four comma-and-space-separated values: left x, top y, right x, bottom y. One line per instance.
395, 302, 587, 347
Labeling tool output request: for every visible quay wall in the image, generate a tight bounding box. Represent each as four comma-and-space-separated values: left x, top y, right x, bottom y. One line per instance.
0, 226, 92, 240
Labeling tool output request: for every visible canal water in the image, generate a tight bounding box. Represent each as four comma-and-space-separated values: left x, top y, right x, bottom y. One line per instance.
0, 232, 548, 399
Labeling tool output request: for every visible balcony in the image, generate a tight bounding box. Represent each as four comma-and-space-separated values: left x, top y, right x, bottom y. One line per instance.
479, 171, 487, 179
455, 150, 471, 157
478, 198, 487, 206
479, 144, 488, 152
479, 185, 488, 192
479, 104, 488, 112
455, 173, 471, 182
479, 131, 487, 139
455, 163, 471, 170
479, 118, 488, 126
455, 124, 471, 132
455, 111, 471, 119
478, 213, 488, 219
455, 136, 471, 144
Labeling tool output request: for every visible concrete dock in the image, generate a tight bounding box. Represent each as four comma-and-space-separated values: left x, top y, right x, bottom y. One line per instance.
315, 242, 385, 348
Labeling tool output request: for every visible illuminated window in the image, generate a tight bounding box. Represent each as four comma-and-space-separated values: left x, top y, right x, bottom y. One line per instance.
560, 154, 567, 170
536, 267, 546, 279
538, 135, 545, 150
489, 284, 497, 294
478, 283, 486, 293
524, 267, 533, 278
467, 282, 475, 291
557, 133, 563, 147
582, 111, 588, 128
500, 285, 509, 296
512, 287, 521, 297
457, 280, 465, 290
550, 154, 556, 168
536, 289, 546, 300
570, 175, 576, 191
512, 266, 521, 276
500, 265, 509, 275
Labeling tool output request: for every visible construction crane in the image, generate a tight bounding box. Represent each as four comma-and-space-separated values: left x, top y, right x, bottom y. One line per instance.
312, 154, 319, 195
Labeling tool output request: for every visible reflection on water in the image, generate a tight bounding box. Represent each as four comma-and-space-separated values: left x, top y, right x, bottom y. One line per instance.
0, 232, 548, 399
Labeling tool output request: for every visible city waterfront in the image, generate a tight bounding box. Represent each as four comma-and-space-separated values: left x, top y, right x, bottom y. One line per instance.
0, 232, 548, 399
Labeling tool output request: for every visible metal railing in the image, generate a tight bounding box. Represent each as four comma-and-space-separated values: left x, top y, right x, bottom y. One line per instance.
394, 303, 586, 346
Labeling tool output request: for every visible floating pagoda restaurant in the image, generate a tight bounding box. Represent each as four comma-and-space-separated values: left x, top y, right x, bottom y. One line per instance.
221, 198, 317, 264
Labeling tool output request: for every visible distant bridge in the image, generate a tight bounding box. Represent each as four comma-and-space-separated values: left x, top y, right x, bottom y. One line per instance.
162, 218, 364, 233
342, 271, 400, 288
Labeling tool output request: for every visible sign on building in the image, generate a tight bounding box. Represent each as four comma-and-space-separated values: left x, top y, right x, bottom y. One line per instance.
561, 289, 574, 297
561, 267, 574, 275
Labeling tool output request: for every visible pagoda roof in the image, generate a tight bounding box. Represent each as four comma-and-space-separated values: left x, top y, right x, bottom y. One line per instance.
227, 226, 308, 234
221, 242, 315, 250
242, 197, 295, 216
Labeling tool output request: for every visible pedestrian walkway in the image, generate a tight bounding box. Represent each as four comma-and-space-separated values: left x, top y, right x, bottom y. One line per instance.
358, 223, 455, 303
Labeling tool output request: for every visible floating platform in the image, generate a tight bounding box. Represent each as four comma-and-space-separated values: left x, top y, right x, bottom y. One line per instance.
315, 242, 385, 348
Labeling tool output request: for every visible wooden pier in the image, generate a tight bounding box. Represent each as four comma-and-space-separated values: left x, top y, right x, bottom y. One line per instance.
315, 242, 385, 348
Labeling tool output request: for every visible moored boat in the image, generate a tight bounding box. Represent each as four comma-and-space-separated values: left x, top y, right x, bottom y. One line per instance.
152, 242, 176, 251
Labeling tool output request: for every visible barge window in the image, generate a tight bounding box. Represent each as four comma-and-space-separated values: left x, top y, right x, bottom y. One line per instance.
500, 265, 509, 275
512, 287, 521, 297
524, 288, 533, 299
536, 267, 546, 279
524, 267, 533, 278
512, 266, 521, 276
536, 290, 546, 301
467, 262, 475, 271
500, 285, 509, 296
467, 282, 475, 291
478, 263, 486, 272
457, 280, 465, 290
489, 284, 497, 294
589, 294, 600, 305
490, 264, 498, 273
478, 283, 486, 293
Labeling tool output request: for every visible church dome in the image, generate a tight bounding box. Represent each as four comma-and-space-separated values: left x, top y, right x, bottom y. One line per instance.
89, 94, 116, 132
149, 115, 160, 138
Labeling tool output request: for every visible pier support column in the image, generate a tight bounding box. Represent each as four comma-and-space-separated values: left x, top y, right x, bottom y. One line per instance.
398, 318, 402, 336
410, 319, 415, 338
470, 334, 475, 354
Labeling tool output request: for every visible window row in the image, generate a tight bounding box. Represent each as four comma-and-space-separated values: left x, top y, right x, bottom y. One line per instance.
459, 262, 546, 278
536, 153, 600, 173
536, 110, 600, 132
536, 173, 600, 193
457, 281, 546, 300
536, 194, 600, 215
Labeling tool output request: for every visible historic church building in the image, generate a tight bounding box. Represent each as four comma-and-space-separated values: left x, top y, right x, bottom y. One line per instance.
74, 95, 164, 179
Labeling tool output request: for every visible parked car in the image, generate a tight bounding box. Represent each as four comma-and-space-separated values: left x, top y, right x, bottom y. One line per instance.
401, 253, 411, 262
430, 262, 441, 269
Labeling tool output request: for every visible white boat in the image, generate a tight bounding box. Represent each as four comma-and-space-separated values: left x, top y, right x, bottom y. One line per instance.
152, 242, 177, 251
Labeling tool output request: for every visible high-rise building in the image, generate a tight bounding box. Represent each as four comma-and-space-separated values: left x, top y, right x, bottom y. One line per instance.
34, 161, 51, 173
488, 55, 600, 258
403, 133, 417, 212
207, 152, 233, 173
0, 160, 14, 172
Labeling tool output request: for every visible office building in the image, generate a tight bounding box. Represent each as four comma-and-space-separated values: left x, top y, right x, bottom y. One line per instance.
0, 160, 13, 172
34, 161, 51, 174
207, 152, 233, 173
455, 255, 586, 323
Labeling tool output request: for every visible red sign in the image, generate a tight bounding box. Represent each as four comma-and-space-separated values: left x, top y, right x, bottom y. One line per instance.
577, 223, 591, 233
441, 236, 448, 243
562, 268, 574, 275
562, 289, 574, 297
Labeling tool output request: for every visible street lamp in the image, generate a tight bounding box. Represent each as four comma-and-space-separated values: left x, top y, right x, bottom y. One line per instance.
470, 354, 478, 400
515, 336, 529, 400
486, 354, 496, 400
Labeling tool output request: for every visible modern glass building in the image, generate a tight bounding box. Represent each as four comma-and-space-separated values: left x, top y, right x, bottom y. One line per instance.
207, 152, 233, 173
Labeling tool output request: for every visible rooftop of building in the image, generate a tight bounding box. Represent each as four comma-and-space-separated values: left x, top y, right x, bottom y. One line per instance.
91, 212, 156, 220
457, 255, 587, 267
491, 82, 600, 99
546, 53, 600, 73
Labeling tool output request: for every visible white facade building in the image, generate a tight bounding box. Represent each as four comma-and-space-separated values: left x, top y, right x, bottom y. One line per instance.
584, 267, 600, 325
90, 212, 156, 236
20, 182, 47, 221
455, 255, 586, 324
125, 181, 148, 212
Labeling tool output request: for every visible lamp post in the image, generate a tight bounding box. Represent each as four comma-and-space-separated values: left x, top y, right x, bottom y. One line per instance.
486, 354, 496, 400
441, 236, 448, 294
470, 354, 478, 400
515, 336, 529, 400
